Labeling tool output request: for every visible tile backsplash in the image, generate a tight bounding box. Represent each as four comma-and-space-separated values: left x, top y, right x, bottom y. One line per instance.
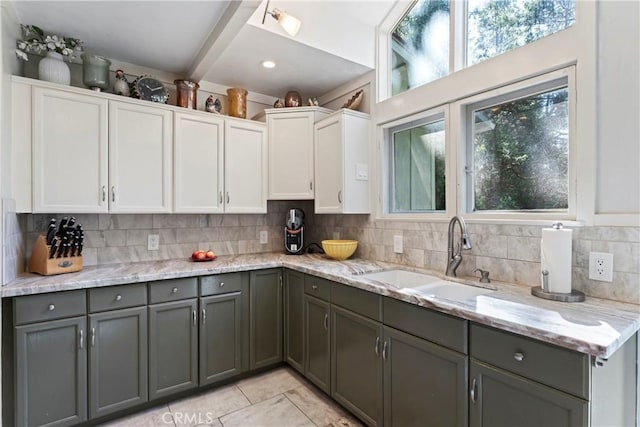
313, 215, 640, 305
6, 203, 640, 305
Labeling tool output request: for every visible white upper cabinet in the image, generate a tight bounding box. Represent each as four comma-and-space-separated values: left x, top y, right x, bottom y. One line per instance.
267, 107, 331, 200
32, 86, 109, 213
108, 101, 173, 213
224, 119, 267, 213
174, 112, 224, 213
314, 109, 371, 214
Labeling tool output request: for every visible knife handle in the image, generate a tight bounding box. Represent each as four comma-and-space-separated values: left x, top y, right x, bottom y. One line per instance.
48, 239, 58, 259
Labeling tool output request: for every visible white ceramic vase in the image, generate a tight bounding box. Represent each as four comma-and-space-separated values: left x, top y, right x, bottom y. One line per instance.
38, 51, 70, 85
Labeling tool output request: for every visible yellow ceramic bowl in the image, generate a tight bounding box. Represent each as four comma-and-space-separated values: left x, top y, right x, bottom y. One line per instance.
322, 239, 358, 261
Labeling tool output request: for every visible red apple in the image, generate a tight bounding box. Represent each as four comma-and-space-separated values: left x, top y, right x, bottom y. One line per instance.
195, 251, 206, 260
205, 250, 216, 259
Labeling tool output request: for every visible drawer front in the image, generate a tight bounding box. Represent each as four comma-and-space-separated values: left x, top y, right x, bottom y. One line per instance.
200, 273, 243, 296
149, 277, 198, 304
470, 324, 589, 399
331, 282, 381, 321
383, 297, 467, 353
304, 275, 331, 301
15, 290, 86, 325
88, 283, 147, 313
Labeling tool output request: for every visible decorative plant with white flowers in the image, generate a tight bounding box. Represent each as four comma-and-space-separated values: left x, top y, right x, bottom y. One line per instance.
15, 24, 83, 61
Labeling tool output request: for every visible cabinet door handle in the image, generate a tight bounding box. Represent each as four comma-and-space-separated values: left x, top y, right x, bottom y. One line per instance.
310, 181, 313, 190
79, 329, 84, 349
471, 378, 477, 403
102, 185, 106, 202
219, 191, 223, 204
323, 314, 329, 330
514, 352, 525, 362
172, 287, 178, 294
48, 304, 55, 311
226, 192, 230, 204
279, 275, 283, 288
219, 282, 224, 287
90, 327, 96, 347
115, 294, 122, 301
338, 190, 342, 203
375, 337, 380, 356
202, 308, 206, 324
382, 340, 388, 361
192, 310, 197, 326
311, 284, 318, 290
111, 186, 115, 203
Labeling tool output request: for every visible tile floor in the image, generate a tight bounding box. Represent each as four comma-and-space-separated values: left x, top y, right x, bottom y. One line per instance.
101, 367, 363, 427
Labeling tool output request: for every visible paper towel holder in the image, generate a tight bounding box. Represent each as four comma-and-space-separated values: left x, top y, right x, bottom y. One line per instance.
531, 270, 585, 302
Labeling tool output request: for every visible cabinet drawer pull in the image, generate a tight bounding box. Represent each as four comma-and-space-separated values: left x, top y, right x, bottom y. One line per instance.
471, 378, 477, 403
382, 340, 388, 361
323, 314, 329, 330
310, 181, 313, 191
202, 308, 206, 324
172, 287, 178, 294
514, 352, 525, 362
192, 310, 197, 326
312, 285, 318, 290
111, 186, 115, 202
219, 282, 224, 287
79, 329, 84, 349
115, 294, 122, 301
226, 192, 230, 204
91, 327, 96, 347
375, 337, 380, 356
102, 185, 106, 202
219, 191, 223, 204
48, 304, 55, 311
338, 190, 342, 203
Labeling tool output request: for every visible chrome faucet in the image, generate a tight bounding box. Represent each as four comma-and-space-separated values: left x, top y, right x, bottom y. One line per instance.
446, 216, 472, 277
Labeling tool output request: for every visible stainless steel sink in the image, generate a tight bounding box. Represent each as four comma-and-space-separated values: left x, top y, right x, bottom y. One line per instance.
359, 269, 495, 301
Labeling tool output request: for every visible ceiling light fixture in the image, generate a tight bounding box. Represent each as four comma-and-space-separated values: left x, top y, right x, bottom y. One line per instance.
262, 60, 276, 69
261, 0, 301, 37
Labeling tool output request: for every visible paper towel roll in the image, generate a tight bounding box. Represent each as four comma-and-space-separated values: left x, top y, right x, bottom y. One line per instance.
540, 224, 572, 293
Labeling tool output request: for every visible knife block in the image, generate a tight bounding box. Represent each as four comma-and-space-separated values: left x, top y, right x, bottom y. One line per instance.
29, 235, 83, 276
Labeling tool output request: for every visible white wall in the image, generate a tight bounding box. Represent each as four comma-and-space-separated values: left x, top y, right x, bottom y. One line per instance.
595, 1, 640, 215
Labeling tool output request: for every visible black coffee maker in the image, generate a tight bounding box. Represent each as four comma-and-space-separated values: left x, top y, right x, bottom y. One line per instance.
284, 208, 305, 254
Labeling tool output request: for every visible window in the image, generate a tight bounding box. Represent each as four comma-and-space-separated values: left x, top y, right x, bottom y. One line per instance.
465, 76, 571, 213
391, 0, 449, 96
467, 0, 575, 66
388, 113, 446, 213
385, 0, 575, 98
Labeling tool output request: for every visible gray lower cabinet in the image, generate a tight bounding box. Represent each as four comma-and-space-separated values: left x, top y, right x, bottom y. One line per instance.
149, 299, 198, 399
331, 305, 383, 427
469, 360, 587, 427
200, 292, 243, 384
15, 316, 88, 427
383, 326, 468, 427
249, 269, 283, 369
284, 269, 305, 373
88, 306, 148, 418
304, 294, 330, 393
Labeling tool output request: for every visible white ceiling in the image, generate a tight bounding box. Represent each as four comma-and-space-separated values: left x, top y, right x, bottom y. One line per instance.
12, 0, 397, 98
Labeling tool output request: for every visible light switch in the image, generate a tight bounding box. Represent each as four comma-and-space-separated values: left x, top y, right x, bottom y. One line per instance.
356, 163, 369, 181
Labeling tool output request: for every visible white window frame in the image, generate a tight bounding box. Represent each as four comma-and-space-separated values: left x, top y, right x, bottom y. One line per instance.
454, 66, 577, 222
378, 105, 455, 220
374, 1, 597, 226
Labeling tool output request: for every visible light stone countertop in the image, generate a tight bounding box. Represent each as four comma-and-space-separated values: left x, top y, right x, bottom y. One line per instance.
3, 253, 639, 358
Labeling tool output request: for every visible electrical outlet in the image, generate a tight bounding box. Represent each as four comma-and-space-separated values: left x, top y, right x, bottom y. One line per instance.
147, 234, 159, 251
393, 235, 403, 254
589, 252, 613, 282
333, 231, 340, 240
259, 230, 268, 244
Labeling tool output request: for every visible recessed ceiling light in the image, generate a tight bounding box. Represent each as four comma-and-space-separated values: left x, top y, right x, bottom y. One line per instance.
262, 60, 276, 69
